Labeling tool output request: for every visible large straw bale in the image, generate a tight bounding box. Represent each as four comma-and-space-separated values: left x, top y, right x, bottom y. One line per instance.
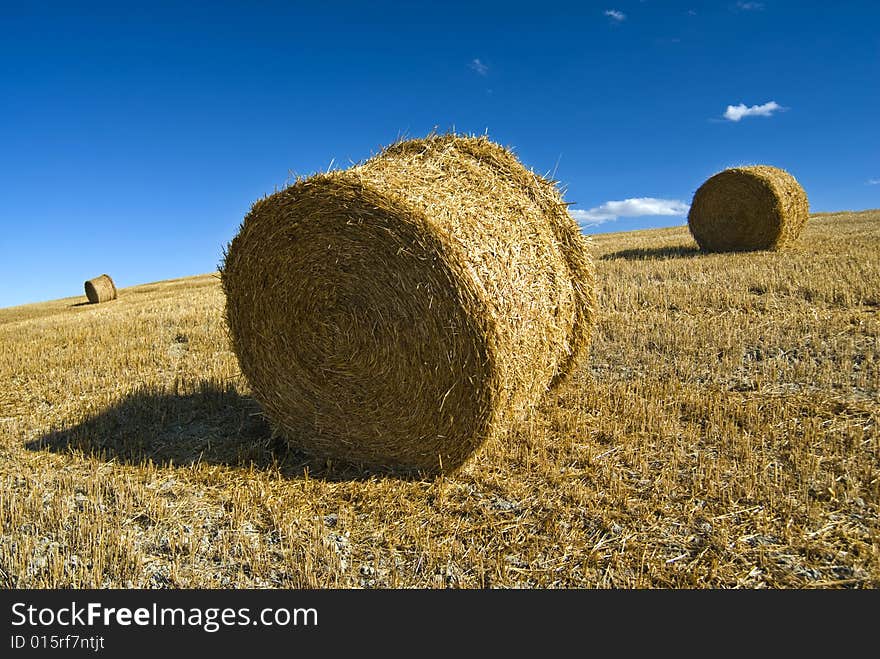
84, 274, 117, 304
687, 165, 809, 252
221, 134, 595, 473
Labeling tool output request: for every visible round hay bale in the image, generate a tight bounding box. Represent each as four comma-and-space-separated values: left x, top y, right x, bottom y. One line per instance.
221, 134, 595, 474
687, 165, 809, 252
84, 274, 117, 304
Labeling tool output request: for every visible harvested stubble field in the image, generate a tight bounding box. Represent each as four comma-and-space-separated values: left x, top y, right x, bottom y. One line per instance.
1, 210, 878, 588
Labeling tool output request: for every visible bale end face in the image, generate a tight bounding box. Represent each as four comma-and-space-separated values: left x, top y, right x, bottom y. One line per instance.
222, 178, 496, 474
687, 165, 809, 252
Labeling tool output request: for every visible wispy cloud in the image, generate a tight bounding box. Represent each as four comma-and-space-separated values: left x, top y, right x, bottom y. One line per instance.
735, 1, 764, 10
604, 9, 626, 22
571, 198, 689, 226
867, 178, 880, 185
469, 58, 489, 76
723, 100, 782, 121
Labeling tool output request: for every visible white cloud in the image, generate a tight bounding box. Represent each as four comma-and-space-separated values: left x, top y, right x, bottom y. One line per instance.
604, 9, 626, 22
571, 198, 690, 226
867, 178, 880, 185
736, 1, 764, 9
469, 58, 488, 76
723, 100, 782, 121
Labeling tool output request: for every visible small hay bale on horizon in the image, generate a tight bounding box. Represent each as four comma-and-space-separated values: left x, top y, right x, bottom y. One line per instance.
687, 165, 809, 252
221, 133, 596, 475
84, 274, 117, 304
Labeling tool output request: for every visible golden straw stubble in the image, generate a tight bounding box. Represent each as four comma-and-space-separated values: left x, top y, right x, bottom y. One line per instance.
221, 134, 595, 474
84, 274, 117, 304
687, 165, 809, 252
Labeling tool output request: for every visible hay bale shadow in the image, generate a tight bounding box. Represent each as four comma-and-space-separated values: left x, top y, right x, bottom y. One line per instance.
600, 245, 701, 261
69, 301, 92, 307
26, 381, 414, 482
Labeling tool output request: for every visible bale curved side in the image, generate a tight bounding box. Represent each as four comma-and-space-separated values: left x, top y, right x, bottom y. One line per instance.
380, 136, 595, 387
221, 134, 595, 473
687, 165, 809, 252
363, 135, 596, 392
84, 274, 117, 304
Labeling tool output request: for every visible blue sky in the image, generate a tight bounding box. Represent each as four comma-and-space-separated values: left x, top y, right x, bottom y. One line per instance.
1, 1, 878, 308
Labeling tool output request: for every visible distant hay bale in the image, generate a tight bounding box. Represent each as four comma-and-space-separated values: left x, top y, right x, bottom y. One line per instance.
687, 165, 809, 252
221, 134, 595, 474
84, 274, 117, 304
